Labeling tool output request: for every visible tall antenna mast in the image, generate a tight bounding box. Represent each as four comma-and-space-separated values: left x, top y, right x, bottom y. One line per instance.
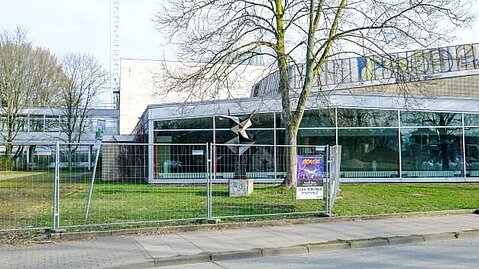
110, 0, 120, 109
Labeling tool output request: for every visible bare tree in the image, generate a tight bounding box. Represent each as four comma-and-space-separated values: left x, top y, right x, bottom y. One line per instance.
155, 0, 473, 187
0, 27, 63, 158
59, 53, 108, 167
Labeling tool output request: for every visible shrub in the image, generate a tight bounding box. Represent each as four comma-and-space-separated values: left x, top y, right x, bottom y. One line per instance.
0, 156, 12, 170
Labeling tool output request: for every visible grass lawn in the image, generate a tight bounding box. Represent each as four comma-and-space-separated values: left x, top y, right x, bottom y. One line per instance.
334, 183, 479, 215
1, 170, 478, 231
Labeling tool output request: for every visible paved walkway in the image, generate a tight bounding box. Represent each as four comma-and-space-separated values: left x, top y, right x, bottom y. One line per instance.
1, 214, 478, 269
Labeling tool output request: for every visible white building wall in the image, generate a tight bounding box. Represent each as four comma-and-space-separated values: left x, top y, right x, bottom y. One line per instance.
119, 58, 269, 134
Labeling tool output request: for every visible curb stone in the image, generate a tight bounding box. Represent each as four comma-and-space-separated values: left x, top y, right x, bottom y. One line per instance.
456, 229, 479, 239
422, 232, 457, 242
153, 253, 211, 267
211, 249, 262, 261
100, 229, 479, 268
102, 260, 154, 269
307, 242, 351, 253
349, 238, 389, 248
31, 209, 477, 244
387, 235, 425, 245
262, 245, 308, 257
141, 230, 479, 268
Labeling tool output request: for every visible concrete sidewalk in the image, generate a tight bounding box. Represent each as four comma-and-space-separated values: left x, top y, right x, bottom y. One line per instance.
1, 213, 478, 269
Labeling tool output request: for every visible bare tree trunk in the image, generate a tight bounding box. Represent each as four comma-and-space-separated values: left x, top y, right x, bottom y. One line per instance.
6, 117, 14, 157
284, 125, 299, 188
68, 144, 73, 171
5, 143, 12, 158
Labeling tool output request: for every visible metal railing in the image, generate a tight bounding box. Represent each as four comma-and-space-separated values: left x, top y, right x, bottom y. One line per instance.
0, 142, 339, 232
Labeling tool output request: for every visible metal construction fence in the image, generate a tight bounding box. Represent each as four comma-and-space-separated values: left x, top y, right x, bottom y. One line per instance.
0, 142, 341, 232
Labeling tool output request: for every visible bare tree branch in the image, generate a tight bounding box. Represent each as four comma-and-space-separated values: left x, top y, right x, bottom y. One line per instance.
154, 0, 474, 187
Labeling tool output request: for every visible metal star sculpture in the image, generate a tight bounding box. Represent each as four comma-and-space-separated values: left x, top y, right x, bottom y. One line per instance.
219, 110, 257, 179
219, 110, 256, 155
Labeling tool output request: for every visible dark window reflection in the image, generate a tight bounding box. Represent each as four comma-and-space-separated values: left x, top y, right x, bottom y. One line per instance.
300, 109, 335, 128
154, 144, 208, 176
29, 116, 44, 132
465, 128, 479, 177
154, 131, 213, 143
401, 111, 461, 127
298, 129, 335, 146
338, 108, 397, 127
401, 128, 463, 177
154, 117, 213, 130
464, 114, 479, 126
213, 144, 276, 175
339, 128, 399, 178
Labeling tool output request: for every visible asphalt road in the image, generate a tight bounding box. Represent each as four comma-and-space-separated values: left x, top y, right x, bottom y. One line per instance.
163, 237, 479, 269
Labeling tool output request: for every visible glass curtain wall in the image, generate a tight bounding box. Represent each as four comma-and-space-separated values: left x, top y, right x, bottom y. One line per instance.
400, 111, 464, 178
465, 113, 479, 177
151, 108, 478, 180
338, 109, 399, 178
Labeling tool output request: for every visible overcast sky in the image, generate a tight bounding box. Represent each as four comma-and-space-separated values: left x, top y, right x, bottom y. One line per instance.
0, 0, 478, 104
0, 0, 169, 66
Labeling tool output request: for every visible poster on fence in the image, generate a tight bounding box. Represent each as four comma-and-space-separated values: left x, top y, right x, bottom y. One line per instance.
296, 155, 324, 200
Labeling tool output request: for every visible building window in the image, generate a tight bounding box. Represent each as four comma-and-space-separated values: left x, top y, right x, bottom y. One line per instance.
154, 117, 213, 130
339, 128, 399, 178
29, 115, 44, 132
401, 127, 463, 177
465, 127, 479, 177
338, 108, 397, 127
401, 111, 461, 127
45, 116, 61, 132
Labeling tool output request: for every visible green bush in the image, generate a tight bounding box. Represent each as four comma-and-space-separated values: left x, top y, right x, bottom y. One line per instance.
0, 156, 12, 170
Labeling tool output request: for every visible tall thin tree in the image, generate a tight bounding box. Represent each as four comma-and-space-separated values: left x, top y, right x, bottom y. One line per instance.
59, 53, 107, 168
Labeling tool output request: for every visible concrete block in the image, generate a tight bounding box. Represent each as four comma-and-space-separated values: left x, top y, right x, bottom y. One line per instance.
456, 230, 479, 239
229, 179, 254, 196
350, 238, 389, 249
153, 254, 211, 267
211, 249, 262, 261
422, 232, 457, 242
103, 260, 154, 269
262, 246, 308, 257
387, 235, 424, 245
308, 242, 351, 253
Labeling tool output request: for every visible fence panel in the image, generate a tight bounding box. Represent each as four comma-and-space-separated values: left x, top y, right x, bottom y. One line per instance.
55, 143, 102, 227
211, 144, 328, 219
0, 143, 55, 231
58, 143, 209, 228
2, 142, 334, 231
328, 145, 342, 215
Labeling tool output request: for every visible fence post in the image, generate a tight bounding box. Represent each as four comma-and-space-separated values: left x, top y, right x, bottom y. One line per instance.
85, 143, 102, 224
206, 143, 212, 219
326, 145, 331, 216
52, 141, 61, 231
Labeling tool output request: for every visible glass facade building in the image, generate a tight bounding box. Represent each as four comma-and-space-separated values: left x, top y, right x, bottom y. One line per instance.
134, 86, 479, 183
144, 107, 479, 181
134, 43, 479, 182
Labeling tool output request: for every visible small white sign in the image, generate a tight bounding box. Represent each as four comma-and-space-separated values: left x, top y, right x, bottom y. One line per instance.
191, 150, 204, 156
296, 186, 324, 200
